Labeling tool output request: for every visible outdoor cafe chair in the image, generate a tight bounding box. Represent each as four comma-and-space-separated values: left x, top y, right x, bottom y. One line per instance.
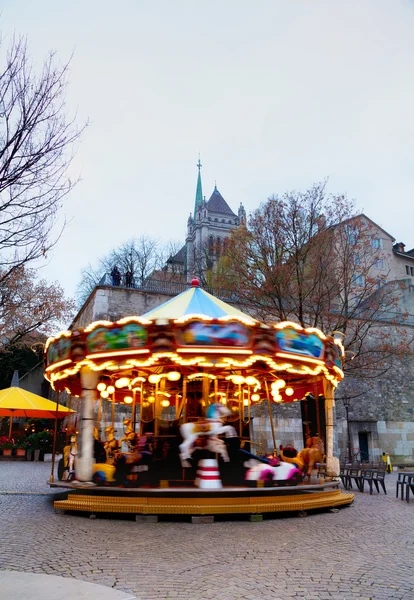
360, 468, 375, 494
339, 466, 349, 489
371, 463, 387, 494
360, 464, 386, 494
347, 467, 363, 492
396, 472, 411, 500
405, 475, 414, 504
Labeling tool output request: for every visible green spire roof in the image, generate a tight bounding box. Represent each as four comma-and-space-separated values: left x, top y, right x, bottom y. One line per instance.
194, 157, 203, 216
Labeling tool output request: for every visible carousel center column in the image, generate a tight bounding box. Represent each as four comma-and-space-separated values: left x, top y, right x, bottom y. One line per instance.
323, 378, 340, 478
76, 366, 98, 482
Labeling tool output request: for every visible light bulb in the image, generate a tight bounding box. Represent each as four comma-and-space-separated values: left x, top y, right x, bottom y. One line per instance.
124, 396, 133, 404
148, 396, 155, 403
107, 385, 115, 394
148, 374, 160, 384
167, 371, 181, 381
251, 394, 260, 402
97, 382, 106, 392
245, 376, 257, 386
161, 399, 170, 408
285, 387, 294, 396
232, 375, 244, 385
100, 390, 109, 398
115, 377, 130, 388
243, 398, 249, 406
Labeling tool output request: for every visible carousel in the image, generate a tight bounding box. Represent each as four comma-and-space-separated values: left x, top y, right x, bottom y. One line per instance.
45, 279, 353, 518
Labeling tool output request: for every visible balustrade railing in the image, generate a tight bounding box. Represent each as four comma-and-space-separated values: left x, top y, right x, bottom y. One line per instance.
98, 273, 240, 302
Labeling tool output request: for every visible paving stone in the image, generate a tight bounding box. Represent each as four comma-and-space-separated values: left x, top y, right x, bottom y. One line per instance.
0, 463, 414, 600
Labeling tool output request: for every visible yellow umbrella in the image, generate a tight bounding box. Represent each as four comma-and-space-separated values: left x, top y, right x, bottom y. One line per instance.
0, 387, 75, 438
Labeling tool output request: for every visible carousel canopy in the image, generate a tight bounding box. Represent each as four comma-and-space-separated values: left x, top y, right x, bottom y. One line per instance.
44, 279, 345, 401
142, 280, 256, 323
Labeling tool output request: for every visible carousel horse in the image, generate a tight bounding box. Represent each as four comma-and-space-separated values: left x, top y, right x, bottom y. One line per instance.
93, 425, 151, 485
179, 402, 237, 467
58, 431, 105, 481
119, 418, 138, 451
279, 436, 325, 481
104, 425, 121, 465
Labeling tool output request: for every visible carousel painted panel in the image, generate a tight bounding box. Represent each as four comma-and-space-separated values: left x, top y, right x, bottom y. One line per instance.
46, 335, 72, 367
275, 326, 325, 360
178, 320, 252, 348
86, 322, 148, 354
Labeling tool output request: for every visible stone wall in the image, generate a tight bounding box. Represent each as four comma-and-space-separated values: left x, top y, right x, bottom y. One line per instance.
72, 286, 175, 327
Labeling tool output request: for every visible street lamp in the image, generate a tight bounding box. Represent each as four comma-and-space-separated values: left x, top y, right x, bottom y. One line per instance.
343, 396, 352, 463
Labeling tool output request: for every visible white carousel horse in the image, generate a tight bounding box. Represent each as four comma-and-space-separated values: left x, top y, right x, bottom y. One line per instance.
179, 403, 237, 467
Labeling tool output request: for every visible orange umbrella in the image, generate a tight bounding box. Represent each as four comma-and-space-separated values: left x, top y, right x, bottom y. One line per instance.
0, 387, 75, 438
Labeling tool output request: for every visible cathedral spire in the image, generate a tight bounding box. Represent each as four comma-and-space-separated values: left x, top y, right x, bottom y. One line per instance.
194, 156, 203, 216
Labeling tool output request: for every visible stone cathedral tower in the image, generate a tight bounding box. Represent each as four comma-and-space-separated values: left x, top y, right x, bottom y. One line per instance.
185, 159, 246, 280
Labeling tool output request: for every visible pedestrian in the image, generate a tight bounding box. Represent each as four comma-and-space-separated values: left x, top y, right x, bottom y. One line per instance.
125, 270, 133, 287
111, 265, 121, 286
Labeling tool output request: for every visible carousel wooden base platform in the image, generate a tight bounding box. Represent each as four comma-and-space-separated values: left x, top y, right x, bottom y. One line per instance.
50, 481, 354, 517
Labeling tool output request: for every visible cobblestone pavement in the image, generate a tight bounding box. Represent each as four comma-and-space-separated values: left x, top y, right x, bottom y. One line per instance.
1, 463, 414, 600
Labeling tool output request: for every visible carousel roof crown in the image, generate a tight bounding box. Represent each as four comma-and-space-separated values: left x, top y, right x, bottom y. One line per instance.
142, 278, 256, 324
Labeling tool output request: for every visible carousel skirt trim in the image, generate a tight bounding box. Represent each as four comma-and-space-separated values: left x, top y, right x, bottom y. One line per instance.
54, 489, 354, 515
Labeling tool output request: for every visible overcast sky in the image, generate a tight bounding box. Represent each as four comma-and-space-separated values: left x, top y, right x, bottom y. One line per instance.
2, 0, 414, 300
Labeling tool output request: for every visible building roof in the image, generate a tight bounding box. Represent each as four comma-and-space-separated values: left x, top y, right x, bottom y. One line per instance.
338, 214, 395, 241
207, 186, 236, 216
393, 249, 414, 261
194, 159, 203, 216
142, 281, 255, 322
167, 244, 186, 265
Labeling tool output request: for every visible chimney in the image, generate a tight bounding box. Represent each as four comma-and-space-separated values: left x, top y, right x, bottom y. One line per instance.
394, 242, 406, 253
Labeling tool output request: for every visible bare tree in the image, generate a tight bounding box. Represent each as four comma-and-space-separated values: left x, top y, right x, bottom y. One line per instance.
222, 182, 412, 384
76, 263, 105, 304
111, 235, 161, 286
0, 35, 85, 285
76, 235, 175, 304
